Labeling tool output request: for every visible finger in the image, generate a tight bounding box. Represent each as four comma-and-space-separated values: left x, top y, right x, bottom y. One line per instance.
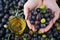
44, 20, 53, 32
32, 25, 37, 32
26, 20, 37, 31
39, 28, 45, 33
26, 20, 32, 29
43, 0, 59, 12
53, 10, 60, 23
28, 0, 40, 10
24, 2, 29, 20
34, 0, 42, 9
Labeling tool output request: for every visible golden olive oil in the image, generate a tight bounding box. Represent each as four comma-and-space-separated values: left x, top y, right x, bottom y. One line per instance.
9, 17, 26, 35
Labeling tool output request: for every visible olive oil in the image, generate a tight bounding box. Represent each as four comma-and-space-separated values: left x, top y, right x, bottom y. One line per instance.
9, 17, 26, 35
8, 9, 26, 35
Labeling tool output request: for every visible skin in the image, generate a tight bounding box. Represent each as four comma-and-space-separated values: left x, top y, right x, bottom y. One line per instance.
24, 0, 60, 33
40, 0, 60, 33
24, 0, 42, 31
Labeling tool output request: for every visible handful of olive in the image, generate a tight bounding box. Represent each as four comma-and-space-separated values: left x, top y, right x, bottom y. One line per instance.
28, 5, 54, 30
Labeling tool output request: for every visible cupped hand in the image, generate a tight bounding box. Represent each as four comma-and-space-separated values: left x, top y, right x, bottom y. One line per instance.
24, 0, 42, 31
39, 0, 60, 33
24, 0, 60, 33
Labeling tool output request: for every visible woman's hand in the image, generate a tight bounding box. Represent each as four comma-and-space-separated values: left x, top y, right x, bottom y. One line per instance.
24, 0, 42, 31
39, 0, 60, 33
24, 0, 60, 33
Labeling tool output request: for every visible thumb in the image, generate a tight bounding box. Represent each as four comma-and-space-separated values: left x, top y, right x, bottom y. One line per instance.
24, 1, 31, 20
24, 4, 29, 20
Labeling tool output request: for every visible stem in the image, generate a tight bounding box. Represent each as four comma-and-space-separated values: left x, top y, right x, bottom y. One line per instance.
15, 9, 19, 16
15, 9, 24, 18
8, 34, 11, 40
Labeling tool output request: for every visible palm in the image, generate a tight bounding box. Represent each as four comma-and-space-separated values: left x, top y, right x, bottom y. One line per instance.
39, 0, 60, 33
24, 0, 42, 31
